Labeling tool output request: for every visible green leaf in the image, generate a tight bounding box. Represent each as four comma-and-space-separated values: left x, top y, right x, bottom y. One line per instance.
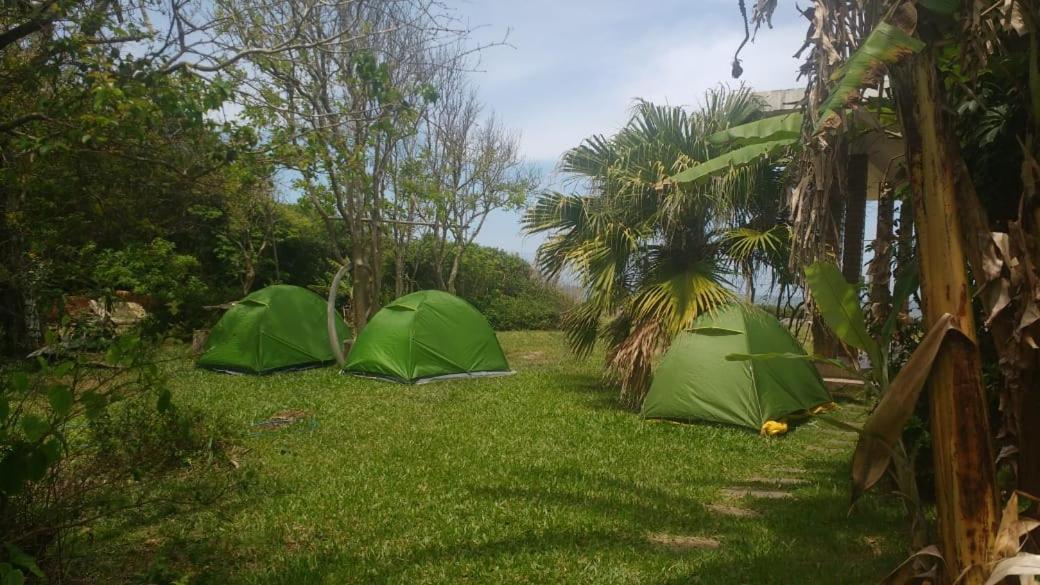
4, 545, 43, 579
670, 138, 795, 185
81, 390, 107, 419
852, 313, 962, 501
47, 385, 73, 416
9, 372, 28, 393
41, 437, 63, 465
24, 449, 50, 482
20, 415, 48, 442
804, 262, 882, 366
0, 397, 8, 422
707, 112, 803, 146
156, 388, 172, 412
0, 566, 25, 585
726, 351, 862, 378
817, 22, 925, 130
919, 0, 958, 15
881, 263, 920, 345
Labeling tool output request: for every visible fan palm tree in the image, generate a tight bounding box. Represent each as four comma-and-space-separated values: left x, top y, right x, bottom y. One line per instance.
524, 86, 794, 407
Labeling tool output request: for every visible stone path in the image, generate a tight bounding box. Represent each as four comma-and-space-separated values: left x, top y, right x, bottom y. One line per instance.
705, 403, 868, 524
645, 532, 722, 551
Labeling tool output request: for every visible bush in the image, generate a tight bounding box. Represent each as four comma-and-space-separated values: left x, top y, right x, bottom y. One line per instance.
0, 333, 236, 582
398, 239, 573, 330
483, 282, 573, 330
92, 238, 210, 334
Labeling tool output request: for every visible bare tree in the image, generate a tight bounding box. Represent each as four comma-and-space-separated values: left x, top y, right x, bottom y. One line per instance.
423, 83, 536, 293
219, 0, 489, 362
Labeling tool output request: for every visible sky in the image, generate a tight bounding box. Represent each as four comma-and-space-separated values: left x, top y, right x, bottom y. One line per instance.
454, 0, 812, 258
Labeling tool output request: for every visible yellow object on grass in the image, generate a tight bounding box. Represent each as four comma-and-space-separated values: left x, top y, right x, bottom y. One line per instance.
759, 402, 837, 436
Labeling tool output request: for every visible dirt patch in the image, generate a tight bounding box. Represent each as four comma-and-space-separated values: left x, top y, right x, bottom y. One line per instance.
861, 536, 885, 557
255, 409, 311, 430
705, 503, 758, 518
514, 350, 549, 365
719, 487, 793, 500
645, 532, 721, 551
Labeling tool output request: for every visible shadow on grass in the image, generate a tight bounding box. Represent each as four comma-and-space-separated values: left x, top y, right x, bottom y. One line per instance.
212, 460, 905, 584
551, 372, 628, 412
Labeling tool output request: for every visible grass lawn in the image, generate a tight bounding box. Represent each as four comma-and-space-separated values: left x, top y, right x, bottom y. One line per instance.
83, 331, 908, 584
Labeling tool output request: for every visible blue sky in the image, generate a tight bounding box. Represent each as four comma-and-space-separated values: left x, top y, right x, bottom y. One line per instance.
455, 0, 811, 258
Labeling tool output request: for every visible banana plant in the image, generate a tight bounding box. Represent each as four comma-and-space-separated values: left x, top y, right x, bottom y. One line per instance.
668, 112, 803, 186
726, 260, 973, 547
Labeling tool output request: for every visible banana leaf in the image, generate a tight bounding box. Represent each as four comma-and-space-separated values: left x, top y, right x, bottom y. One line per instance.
669, 138, 794, 185
851, 313, 964, 502
707, 112, 803, 146
804, 262, 882, 368
817, 22, 925, 130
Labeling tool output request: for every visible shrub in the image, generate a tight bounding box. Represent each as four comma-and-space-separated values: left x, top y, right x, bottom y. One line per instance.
92, 238, 209, 334
483, 282, 573, 330
397, 239, 574, 330
0, 333, 236, 582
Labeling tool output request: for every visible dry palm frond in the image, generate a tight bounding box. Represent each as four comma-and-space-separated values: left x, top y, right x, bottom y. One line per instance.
606, 319, 667, 409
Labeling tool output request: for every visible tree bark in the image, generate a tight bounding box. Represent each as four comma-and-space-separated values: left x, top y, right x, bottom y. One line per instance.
892, 51, 999, 585
812, 143, 848, 358
326, 261, 349, 366
842, 153, 869, 284
351, 239, 371, 333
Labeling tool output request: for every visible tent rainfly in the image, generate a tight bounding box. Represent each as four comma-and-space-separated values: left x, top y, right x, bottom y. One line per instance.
344, 290, 511, 384
641, 303, 832, 434
197, 284, 350, 374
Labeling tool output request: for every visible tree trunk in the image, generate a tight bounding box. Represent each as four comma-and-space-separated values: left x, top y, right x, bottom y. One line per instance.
394, 247, 407, 299
842, 153, 869, 285
1019, 359, 1040, 502
326, 261, 349, 366
812, 148, 848, 358
242, 256, 256, 295
351, 252, 370, 333
893, 51, 999, 585
868, 181, 895, 329
446, 240, 464, 295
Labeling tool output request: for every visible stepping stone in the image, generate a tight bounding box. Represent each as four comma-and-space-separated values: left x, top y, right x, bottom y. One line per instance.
719, 487, 793, 500
740, 476, 809, 487
705, 503, 758, 518
823, 377, 865, 392
645, 532, 721, 551
768, 467, 805, 475
806, 445, 848, 454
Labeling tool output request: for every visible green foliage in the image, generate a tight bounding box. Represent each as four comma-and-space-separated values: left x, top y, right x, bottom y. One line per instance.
400, 240, 572, 330
92, 238, 208, 326
817, 22, 925, 129
525, 86, 792, 397
706, 112, 804, 146
671, 139, 797, 185
0, 335, 235, 581
482, 282, 572, 330
803, 262, 882, 367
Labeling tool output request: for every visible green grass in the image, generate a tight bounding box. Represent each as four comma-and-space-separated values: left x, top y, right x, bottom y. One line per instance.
85, 331, 908, 584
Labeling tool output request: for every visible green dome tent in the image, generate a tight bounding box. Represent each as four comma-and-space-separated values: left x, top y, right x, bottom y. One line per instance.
197, 285, 350, 374
344, 290, 511, 384
641, 304, 831, 433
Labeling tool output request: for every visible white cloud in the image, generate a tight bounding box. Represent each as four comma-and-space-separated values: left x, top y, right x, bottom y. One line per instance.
463, 2, 808, 162
484, 25, 805, 161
